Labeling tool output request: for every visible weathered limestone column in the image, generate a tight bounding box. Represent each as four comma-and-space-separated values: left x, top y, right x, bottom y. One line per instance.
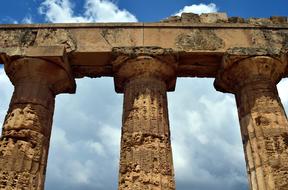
214, 48, 288, 190
113, 47, 177, 190
0, 57, 75, 190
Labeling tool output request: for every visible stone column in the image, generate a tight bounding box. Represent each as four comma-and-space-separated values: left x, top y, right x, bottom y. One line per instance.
113, 47, 177, 190
0, 57, 75, 190
214, 48, 288, 190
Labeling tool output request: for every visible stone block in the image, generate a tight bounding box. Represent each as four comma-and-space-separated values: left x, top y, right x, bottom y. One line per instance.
247, 18, 273, 25
228, 17, 245, 23
200, 12, 228, 23
270, 16, 288, 24
181, 13, 200, 23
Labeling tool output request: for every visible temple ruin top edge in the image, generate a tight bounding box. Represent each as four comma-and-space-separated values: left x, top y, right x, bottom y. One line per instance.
0, 12, 287, 79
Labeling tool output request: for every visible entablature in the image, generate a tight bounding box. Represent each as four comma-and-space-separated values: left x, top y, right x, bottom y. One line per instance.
0, 13, 287, 79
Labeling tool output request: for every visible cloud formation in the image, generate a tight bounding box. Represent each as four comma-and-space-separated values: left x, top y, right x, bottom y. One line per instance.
0, 69, 13, 126
22, 15, 33, 24
46, 78, 122, 190
277, 78, 288, 104
168, 79, 248, 190
39, 0, 137, 22
175, 3, 218, 16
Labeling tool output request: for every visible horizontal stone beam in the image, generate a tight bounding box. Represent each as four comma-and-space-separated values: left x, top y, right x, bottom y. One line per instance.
0, 13, 287, 78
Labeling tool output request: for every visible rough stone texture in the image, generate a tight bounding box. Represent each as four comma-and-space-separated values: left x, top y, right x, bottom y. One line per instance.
270, 16, 288, 24
247, 17, 288, 25
250, 29, 288, 50
113, 47, 177, 190
217, 48, 286, 76
1, 18, 288, 78
175, 29, 224, 51
162, 13, 287, 25
0, 30, 37, 48
247, 18, 274, 25
0, 15, 288, 190
228, 17, 245, 23
119, 77, 175, 190
34, 29, 77, 52
112, 47, 177, 92
0, 58, 75, 190
200, 13, 228, 23
0, 89, 54, 190
215, 48, 288, 189
161, 12, 228, 23
0, 29, 76, 51
180, 13, 200, 23
112, 47, 175, 59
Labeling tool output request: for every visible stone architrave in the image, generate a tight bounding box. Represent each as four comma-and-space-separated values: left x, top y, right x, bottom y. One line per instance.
113, 47, 178, 190
214, 47, 288, 190
0, 57, 75, 190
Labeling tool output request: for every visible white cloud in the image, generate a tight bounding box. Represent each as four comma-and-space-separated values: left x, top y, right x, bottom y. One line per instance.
168, 78, 247, 189
39, 0, 137, 23
45, 78, 122, 190
87, 141, 105, 155
22, 16, 33, 24
39, 0, 90, 22
84, 0, 137, 22
278, 78, 288, 104
175, 3, 218, 16
0, 68, 13, 134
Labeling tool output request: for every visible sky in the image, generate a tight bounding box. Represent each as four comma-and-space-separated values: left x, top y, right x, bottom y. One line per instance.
0, 1, 288, 190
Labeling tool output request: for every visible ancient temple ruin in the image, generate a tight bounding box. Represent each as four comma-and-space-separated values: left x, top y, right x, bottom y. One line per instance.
0, 12, 288, 189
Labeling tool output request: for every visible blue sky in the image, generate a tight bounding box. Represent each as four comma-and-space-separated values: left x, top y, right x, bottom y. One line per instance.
0, 0, 288, 23
0, 1, 288, 190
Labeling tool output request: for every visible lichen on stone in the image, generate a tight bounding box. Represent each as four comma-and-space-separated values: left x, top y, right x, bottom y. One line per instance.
175, 29, 224, 51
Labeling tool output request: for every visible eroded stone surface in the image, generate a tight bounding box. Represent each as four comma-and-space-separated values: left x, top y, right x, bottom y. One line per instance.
0, 17, 288, 79
112, 47, 178, 92
175, 29, 224, 51
119, 77, 175, 190
250, 30, 288, 49
180, 13, 200, 23
215, 48, 288, 190
162, 13, 287, 24
0, 100, 54, 190
161, 12, 228, 23
113, 48, 177, 190
34, 29, 76, 52
0, 29, 76, 51
0, 30, 37, 48
0, 58, 75, 190
200, 13, 228, 23
228, 17, 245, 23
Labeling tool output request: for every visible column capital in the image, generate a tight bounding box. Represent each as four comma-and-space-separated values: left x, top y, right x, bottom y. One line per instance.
214, 47, 287, 93
112, 47, 178, 93
4, 57, 76, 95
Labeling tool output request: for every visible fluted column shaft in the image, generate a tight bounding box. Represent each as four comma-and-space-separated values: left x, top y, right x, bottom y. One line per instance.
214, 48, 288, 190
113, 47, 177, 190
236, 79, 288, 189
0, 58, 75, 190
0, 83, 54, 190
120, 76, 174, 190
